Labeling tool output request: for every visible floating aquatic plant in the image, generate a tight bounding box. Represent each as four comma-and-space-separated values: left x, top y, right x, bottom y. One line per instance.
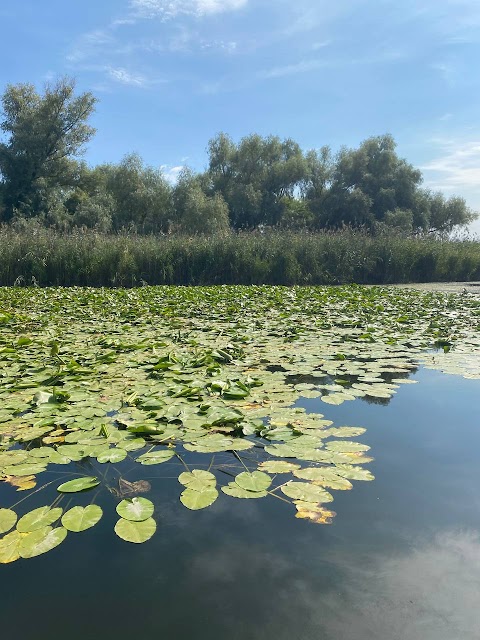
0, 285, 479, 561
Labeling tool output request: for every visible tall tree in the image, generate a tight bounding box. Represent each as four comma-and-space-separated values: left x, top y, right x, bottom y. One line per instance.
0, 78, 96, 220
207, 133, 308, 228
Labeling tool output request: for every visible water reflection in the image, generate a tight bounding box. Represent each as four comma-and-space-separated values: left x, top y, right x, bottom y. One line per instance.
187, 529, 480, 640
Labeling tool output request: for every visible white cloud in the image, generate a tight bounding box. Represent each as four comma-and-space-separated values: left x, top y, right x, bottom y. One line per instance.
422, 138, 480, 192
107, 67, 153, 87
130, 0, 248, 19
161, 165, 185, 183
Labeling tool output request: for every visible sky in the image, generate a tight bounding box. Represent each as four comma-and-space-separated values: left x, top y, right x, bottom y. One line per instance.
1, 0, 480, 234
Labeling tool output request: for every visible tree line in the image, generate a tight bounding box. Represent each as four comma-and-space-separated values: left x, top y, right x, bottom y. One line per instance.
0, 78, 477, 235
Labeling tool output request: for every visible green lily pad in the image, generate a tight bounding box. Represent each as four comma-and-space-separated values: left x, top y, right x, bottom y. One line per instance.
97, 448, 127, 463
0, 530, 22, 563
116, 497, 154, 522
3, 463, 47, 477
19, 526, 68, 558
0, 508, 17, 534
114, 517, 157, 543
257, 461, 301, 474
235, 471, 272, 492
280, 482, 334, 503
57, 476, 100, 493
17, 507, 63, 533
334, 464, 375, 481
135, 450, 175, 465
178, 470, 216, 492
221, 483, 268, 499
61, 505, 103, 532
180, 487, 219, 510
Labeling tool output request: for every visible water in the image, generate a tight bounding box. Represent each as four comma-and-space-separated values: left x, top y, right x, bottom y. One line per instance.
2, 368, 480, 640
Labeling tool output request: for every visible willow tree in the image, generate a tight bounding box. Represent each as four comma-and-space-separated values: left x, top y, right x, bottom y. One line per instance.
0, 78, 96, 220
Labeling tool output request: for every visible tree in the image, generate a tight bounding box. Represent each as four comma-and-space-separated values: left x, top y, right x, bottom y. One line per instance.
97, 154, 173, 232
0, 78, 97, 220
313, 134, 423, 229
174, 168, 230, 234
424, 191, 476, 234
206, 133, 308, 228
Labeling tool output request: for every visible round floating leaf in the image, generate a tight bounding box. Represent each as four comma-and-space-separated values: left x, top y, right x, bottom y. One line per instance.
114, 517, 156, 543
326, 441, 370, 453
0, 530, 22, 564
17, 506, 63, 533
334, 464, 375, 481
0, 509, 17, 534
97, 449, 127, 464
221, 483, 268, 499
293, 467, 353, 488
281, 482, 334, 503
180, 488, 218, 510
258, 461, 301, 474
178, 470, 216, 492
3, 463, 47, 477
321, 394, 350, 405
136, 450, 175, 465
19, 526, 67, 558
118, 438, 146, 452
235, 471, 272, 493
116, 497, 154, 522
57, 476, 100, 493
61, 505, 103, 532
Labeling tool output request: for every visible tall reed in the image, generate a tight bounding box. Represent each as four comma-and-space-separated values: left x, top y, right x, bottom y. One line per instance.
0, 227, 478, 287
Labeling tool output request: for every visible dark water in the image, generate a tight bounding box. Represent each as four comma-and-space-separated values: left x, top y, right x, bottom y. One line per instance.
2, 368, 480, 640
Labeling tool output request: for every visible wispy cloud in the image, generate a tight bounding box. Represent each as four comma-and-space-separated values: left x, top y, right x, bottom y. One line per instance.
422, 138, 480, 191
130, 0, 248, 20
67, 29, 114, 63
107, 67, 164, 88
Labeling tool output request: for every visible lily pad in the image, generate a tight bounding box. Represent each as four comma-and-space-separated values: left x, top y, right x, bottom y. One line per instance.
19, 526, 68, 558
17, 507, 63, 533
0, 508, 17, 534
116, 497, 154, 522
180, 487, 219, 510
114, 517, 157, 543
280, 482, 334, 503
136, 450, 175, 465
221, 483, 268, 499
61, 505, 103, 532
0, 530, 22, 563
235, 471, 272, 492
258, 461, 301, 474
178, 470, 216, 492
97, 448, 127, 463
57, 476, 100, 493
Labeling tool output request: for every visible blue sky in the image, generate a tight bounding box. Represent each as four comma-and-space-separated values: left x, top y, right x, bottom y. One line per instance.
1, 0, 480, 233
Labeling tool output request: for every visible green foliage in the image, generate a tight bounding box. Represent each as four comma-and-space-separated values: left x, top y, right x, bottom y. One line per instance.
0, 227, 478, 286
174, 169, 230, 235
0, 76, 476, 235
207, 132, 308, 228
0, 78, 96, 220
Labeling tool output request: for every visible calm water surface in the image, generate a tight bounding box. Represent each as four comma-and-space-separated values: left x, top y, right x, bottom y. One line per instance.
1, 368, 480, 640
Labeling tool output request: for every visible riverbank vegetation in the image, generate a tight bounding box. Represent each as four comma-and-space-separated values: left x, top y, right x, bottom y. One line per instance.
1, 228, 479, 286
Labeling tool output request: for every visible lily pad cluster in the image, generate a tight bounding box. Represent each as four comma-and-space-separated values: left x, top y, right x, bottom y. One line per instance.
1, 285, 479, 561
